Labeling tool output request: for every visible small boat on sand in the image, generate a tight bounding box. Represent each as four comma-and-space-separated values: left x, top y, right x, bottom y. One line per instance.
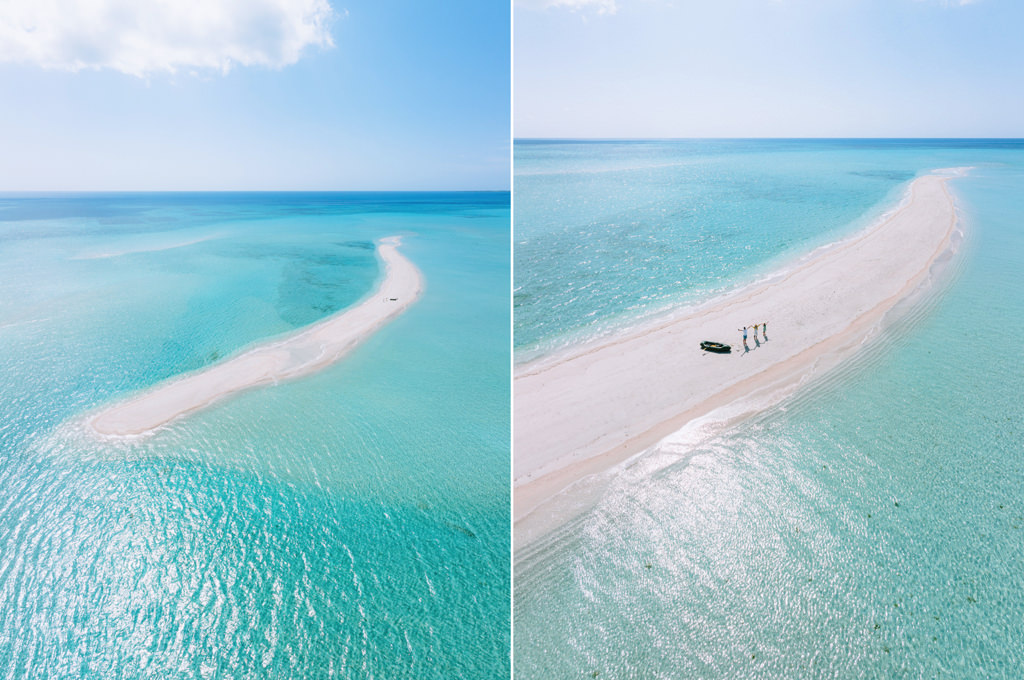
700, 341, 732, 354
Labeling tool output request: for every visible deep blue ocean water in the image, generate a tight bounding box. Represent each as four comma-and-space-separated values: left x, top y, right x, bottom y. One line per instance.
0, 192, 510, 678
514, 140, 1024, 678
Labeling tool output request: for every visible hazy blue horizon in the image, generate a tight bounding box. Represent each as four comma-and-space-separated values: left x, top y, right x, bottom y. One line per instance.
0, 190, 512, 196
514, 136, 1024, 141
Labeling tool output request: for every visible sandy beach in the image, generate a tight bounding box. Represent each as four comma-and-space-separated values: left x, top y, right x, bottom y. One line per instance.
89, 236, 423, 436
515, 172, 964, 539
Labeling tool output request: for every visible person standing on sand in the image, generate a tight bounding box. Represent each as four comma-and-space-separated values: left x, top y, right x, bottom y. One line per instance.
738, 325, 748, 347
762, 321, 768, 339
751, 323, 759, 338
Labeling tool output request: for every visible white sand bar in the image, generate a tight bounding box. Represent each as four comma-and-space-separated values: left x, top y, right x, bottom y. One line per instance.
515, 172, 963, 530
89, 236, 422, 436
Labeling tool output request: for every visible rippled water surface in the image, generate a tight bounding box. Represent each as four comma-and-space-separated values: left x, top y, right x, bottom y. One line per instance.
0, 192, 510, 678
514, 142, 1024, 678
514, 139, 1023, 362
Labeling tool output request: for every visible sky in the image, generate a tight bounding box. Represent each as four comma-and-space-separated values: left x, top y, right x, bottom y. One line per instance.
514, 0, 1024, 138
0, 0, 509, 190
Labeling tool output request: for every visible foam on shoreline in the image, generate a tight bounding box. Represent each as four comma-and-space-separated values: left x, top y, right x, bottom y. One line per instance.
514, 171, 966, 545
88, 235, 422, 437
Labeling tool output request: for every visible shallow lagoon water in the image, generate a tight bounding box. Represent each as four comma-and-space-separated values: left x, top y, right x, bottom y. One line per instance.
513, 141, 1024, 678
514, 139, 1021, 362
0, 192, 510, 678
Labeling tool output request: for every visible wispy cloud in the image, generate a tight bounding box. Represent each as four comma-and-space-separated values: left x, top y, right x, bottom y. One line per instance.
517, 0, 618, 16
0, 0, 335, 77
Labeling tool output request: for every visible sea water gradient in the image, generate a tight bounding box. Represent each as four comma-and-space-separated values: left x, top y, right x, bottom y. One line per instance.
516, 139, 1010, 362
514, 140, 1024, 677
0, 192, 510, 678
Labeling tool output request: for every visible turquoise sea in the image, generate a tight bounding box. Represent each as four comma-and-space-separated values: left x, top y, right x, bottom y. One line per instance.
0, 193, 510, 678
514, 140, 1024, 677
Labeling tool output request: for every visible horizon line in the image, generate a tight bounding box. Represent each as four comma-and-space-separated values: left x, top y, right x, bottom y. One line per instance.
0, 188, 512, 196
514, 136, 1024, 142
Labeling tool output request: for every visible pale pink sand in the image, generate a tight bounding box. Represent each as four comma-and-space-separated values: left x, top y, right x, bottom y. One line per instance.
89, 236, 422, 436
514, 172, 964, 541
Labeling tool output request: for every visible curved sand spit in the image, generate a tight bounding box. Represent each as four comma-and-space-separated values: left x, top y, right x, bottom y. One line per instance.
89, 236, 422, 437
515, 171, 965, 537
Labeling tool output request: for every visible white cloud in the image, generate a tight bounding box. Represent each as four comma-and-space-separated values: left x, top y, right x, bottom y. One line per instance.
0, 0, 335, 77
517, 0, 618, 15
